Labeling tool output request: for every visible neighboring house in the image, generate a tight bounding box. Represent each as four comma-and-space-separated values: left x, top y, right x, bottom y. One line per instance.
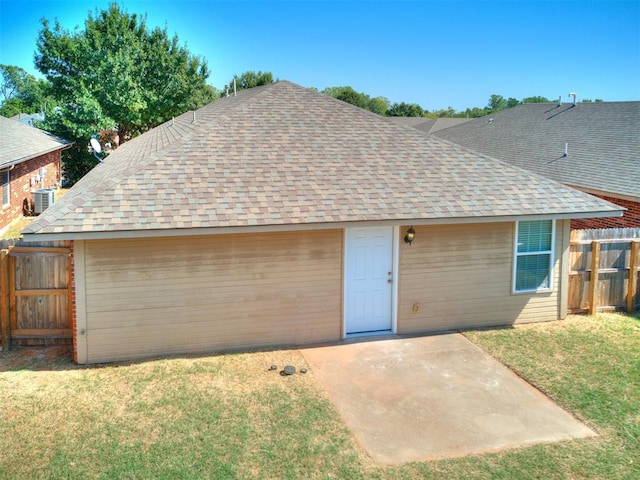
431, 101, 640, 229
0, 116, 72, 232
11, 112, 46, 127
22, 81, 622, 364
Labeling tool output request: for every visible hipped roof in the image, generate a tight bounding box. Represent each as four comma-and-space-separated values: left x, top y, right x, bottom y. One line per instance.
23, 81, 622, 239
432, 101, 640, 201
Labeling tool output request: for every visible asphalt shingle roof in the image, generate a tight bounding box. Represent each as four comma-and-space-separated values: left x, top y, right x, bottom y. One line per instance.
0, 116, 72, 169
388, 117, 471, 134
432, 101, 640, 200
23, 81, 622, 236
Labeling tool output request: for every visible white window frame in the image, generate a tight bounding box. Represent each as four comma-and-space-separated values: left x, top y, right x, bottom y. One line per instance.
1, 169, 9, 207
512, 220, 555, 294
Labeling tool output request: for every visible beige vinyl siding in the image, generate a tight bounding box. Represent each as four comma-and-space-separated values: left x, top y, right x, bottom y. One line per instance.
398, 221, 567, 333
81, 230, 342, 363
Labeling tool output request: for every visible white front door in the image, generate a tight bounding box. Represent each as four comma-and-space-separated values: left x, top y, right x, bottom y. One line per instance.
345, 226, 393, 334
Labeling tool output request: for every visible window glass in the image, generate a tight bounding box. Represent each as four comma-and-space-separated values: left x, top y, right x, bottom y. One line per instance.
517, 220, 552, 253
514, 220, 554, 292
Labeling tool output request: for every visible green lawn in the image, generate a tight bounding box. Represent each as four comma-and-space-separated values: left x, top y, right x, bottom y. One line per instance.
1, 313, 638, 479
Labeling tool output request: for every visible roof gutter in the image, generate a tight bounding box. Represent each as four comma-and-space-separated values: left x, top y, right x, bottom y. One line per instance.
20, 209, 624, 242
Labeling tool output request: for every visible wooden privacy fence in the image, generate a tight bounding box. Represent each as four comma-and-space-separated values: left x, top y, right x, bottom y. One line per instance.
1, 239, 72, 350
568, 228, 640, 314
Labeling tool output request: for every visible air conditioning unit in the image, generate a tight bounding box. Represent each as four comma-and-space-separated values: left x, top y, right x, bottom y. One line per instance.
32, 189, 55, 214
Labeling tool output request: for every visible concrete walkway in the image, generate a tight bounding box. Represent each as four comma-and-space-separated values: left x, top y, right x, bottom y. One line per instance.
301, 333, 595, 464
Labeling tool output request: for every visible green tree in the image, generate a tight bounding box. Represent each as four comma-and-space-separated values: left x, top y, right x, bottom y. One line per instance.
226, 71, 275, 94
522, 96, 550, 103
432, 106, 456, 118
487, 94, 507, 112
323, 86, 370, 109
35, 3, 215, 183
367, 96, 390, 116
462, 106, 490, 118
506, 97, 520, 108
322, 86, 389, 115
386, 102, 425, 117
41, 87, 115, 183
0, 65, 50, 117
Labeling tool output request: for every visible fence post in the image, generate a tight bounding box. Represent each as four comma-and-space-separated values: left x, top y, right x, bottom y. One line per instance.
589, 241, 600, 315
628, 241, 639, 313
1, 249, 9, 351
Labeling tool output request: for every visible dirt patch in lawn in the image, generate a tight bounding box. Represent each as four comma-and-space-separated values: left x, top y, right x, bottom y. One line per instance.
0, 345, 76, 371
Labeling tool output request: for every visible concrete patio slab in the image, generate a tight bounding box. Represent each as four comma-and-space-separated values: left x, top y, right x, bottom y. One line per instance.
301, 333, 595, 464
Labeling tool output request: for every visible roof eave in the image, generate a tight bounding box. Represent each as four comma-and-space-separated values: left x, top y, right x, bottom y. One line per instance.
20, 209, 624, 242
0, 142, 75, 170
566, 184, 640, 203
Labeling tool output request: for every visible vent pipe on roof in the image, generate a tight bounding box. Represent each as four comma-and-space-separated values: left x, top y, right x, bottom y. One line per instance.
233, 77, 237, 97
564, 143, 568, 157
557, 96, 562, 106
568, 92, 577, 105
224, 84, 229, 97
192, 111, 196, 123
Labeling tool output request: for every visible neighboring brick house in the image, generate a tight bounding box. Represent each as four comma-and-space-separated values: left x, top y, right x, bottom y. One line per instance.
0, 116, 72, 232
430, 101, 640, 229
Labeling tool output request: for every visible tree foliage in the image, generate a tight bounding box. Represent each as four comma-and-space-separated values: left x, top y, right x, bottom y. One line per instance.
225, 71, 275, 94
322, 86, 390, 116
460, 107, 489, 118
522, 96, 550, 104
386, 102, 425, 117
34, 2, 216, 183
0, 64, 50, 117
486, 94, 524, 113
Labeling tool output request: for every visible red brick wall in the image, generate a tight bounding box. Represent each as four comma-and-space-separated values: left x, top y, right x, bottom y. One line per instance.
0, 151, 61, 230
571, 195, 640, 229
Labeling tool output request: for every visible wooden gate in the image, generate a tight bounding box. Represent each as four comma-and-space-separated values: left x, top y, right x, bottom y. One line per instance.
1, 240, 72, 349
568, 229, 640, 314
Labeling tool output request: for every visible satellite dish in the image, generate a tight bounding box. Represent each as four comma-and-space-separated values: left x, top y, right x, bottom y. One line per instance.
90, 136, 105, 163
90, 137, 102, 153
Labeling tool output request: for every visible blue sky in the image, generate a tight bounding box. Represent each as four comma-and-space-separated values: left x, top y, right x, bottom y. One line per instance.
1, 0, 638, 111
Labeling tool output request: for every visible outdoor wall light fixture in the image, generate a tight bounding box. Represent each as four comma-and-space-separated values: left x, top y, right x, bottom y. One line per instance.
404, 226, 416, 245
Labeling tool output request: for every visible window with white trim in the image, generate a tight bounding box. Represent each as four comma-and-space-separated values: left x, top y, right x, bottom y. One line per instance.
513, 220, 555, 293
1, 170, 9, 207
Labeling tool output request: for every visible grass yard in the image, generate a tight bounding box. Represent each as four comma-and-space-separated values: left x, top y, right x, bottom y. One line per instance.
1, 312, 638, 479
0, 217, 35, 240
